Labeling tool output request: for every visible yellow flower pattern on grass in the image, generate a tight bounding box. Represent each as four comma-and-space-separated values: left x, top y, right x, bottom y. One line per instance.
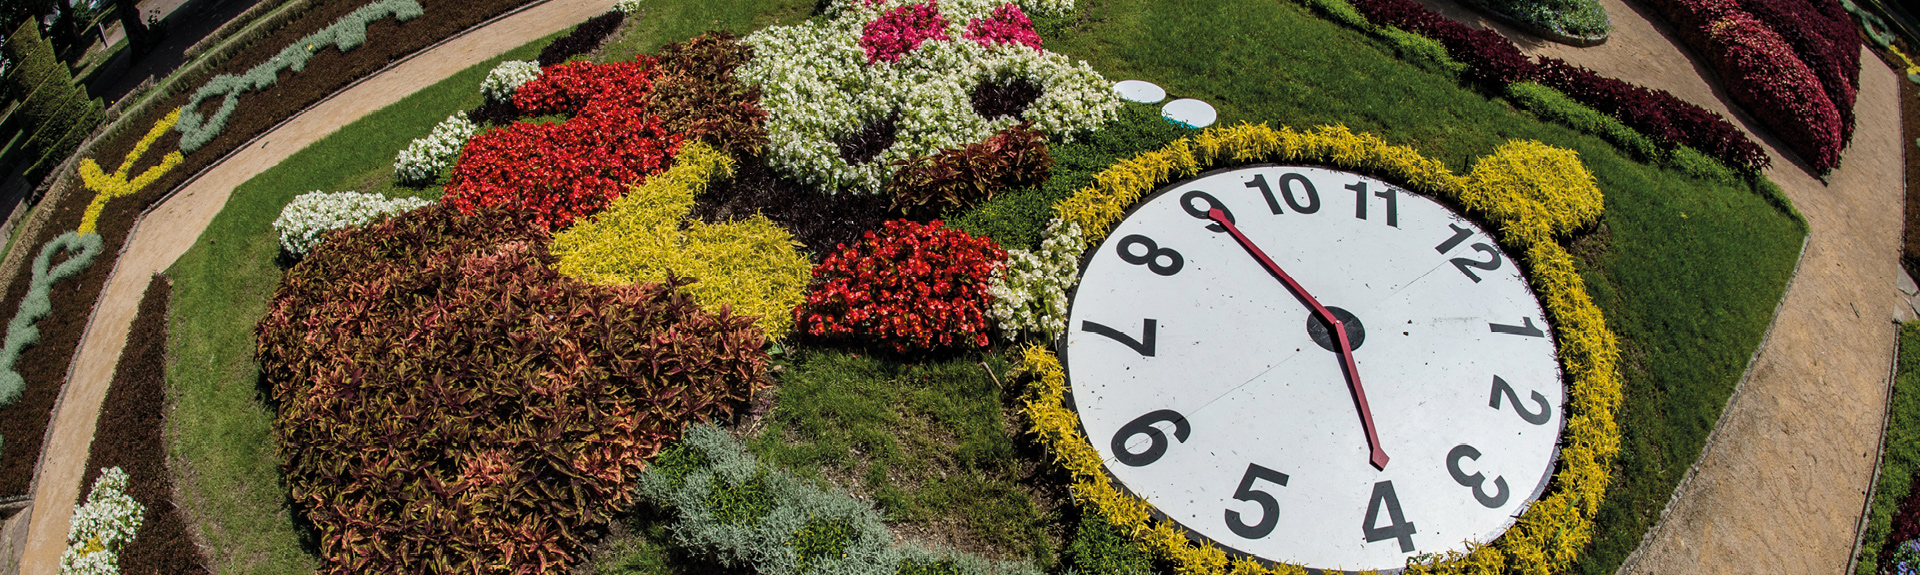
551, 142, 812, 339
1026, 122, 1620, 575
77, 109, 186, 235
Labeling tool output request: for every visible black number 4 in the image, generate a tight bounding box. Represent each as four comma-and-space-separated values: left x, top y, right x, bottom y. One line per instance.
1363, 480, 1417, 552
1224, 463, 1289, 540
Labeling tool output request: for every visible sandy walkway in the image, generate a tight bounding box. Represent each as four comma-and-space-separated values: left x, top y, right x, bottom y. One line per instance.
14, 0, 611, 572
1414, 0, 1909, 572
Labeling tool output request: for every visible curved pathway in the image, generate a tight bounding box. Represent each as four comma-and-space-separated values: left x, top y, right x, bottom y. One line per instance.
1414, 0, 1909, 572
15, 0, 611, 572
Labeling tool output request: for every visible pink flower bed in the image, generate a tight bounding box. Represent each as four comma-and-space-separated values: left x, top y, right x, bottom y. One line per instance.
964, 4, 1042, 50
861, 2, 952, 63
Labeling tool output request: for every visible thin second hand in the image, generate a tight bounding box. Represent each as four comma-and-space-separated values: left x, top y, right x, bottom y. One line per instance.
1207, 208, 1390, 470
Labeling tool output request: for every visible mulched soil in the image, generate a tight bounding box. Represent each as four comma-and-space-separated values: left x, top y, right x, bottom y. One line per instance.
1899, 53, 1920, 278
0, 0, 530, 498
692, 155, 895, 258
76, 274, 210, 575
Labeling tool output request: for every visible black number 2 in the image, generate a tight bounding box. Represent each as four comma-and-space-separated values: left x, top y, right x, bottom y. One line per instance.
1489, 375, 1552, 425
1225, 463, 1290, 539
1362, 480, 1417, 552
1449, 243, 1502, 282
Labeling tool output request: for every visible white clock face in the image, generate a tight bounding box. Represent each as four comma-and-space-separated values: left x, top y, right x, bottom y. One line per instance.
1063, 166, 1564, 572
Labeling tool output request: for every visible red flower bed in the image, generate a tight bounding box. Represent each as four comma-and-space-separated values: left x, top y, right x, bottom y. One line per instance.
1534, 57, 1768, 170
444, 107, 679, 230
259, 205, 769, 575
1735, 0, 1860, 142
1643, 0, 1846, 173
1342, 0, 1770, 172
861, 2, 951, 63
795, 219, 1006, 352
964, 4, 1042, 50
512, 59, 655, 117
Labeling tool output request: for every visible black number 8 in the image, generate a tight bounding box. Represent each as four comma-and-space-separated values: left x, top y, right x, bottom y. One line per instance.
1112, 410, 1190, 466
1116, 234, 1183, 276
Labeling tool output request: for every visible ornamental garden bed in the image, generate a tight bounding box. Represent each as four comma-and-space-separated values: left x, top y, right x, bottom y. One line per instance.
156, 0, 1808, 573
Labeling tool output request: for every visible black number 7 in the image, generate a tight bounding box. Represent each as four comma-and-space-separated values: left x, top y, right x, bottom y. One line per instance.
1082, 319, 1157, 357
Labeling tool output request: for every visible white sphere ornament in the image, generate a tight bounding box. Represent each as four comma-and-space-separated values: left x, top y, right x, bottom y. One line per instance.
1161, 98, 1216, 128
1114, 80, 1167, 103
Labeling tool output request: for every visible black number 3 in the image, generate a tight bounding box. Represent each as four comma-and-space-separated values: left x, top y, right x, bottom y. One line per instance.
1446, 444, 1511, 508
1225, 463, 1289, 539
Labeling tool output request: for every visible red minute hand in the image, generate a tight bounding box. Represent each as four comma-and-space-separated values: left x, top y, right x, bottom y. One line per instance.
1208, 208, 1390, 470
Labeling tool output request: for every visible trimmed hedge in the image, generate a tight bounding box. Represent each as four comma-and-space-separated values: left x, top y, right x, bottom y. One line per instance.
1640, 0, 1848, 173
1734, 0, 1859, 142
4, 20, 105, 181
258, 204, 771, 575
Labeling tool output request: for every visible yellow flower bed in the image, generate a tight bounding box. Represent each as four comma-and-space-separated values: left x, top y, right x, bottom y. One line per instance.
1024, 123, 1620, 575
76, 109, 185, 235
551, 142, 812, 338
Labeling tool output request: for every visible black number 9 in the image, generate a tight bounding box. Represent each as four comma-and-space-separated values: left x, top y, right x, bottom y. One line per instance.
1182, 190, 1234, 232
1116, 234, 1183, 276
1112, 410, 1190, 467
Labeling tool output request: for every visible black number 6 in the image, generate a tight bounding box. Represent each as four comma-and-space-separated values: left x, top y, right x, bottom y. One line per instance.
1112, 410, 1189, 467
1224, 463, 1289, 539
1446, 444, 1510, 508
1116, 234, 1184, 276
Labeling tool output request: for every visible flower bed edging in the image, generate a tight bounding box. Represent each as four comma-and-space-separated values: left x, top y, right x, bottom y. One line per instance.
1018, 122, 1621, 575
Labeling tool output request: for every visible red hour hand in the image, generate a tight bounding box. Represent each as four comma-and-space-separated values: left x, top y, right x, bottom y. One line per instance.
1207, 208, 1390, 470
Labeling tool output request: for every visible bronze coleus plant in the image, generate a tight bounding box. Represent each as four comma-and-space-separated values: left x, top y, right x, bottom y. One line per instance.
886, 122, 1052, 216
256, 204, 772, 575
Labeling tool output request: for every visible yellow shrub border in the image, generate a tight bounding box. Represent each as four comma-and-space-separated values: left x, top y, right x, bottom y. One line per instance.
1020, 123, 1621, 575
77, 108, 185, 236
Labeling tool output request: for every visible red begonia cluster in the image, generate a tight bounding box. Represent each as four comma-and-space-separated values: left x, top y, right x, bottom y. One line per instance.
860, 2, 951, 64
444, 59, 682, 230
794, 219, 1006, 352
964, 4, 1042, 50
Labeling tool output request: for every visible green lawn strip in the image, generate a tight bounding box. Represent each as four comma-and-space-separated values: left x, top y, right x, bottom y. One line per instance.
747, 349, 1063, 568
595, 0, 816, 61
164, 32, 558, 575
1858, 322, 1920, 574
1035, 0, 1803, 572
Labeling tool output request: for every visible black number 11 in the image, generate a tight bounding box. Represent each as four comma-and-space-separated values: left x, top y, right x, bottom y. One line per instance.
1348, 181, 1397, 227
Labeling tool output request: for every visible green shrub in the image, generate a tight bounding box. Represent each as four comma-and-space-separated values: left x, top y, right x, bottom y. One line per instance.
708, 476, 778, 525
1479, 0, 1610, 37
1379, 26, 1465, 76
1066, 513, 1149, 575
257, 204, 771, 575
1505, 82, 1742, 183
638, 424, 1041, 575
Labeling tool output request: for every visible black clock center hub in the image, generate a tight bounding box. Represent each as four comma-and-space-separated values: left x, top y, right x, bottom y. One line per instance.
1306, 306, 1365, 353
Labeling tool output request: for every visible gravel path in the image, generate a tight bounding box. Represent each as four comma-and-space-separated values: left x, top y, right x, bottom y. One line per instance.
13, 0, 611, 572
1414, 0, 1909, 572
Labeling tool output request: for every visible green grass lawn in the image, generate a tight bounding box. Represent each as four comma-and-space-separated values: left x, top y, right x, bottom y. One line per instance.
165, 0, 1804, 573
1858, 322, 1920, 575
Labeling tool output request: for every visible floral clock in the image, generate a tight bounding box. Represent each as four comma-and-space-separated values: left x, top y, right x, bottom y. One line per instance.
1018, 123, 1622, 575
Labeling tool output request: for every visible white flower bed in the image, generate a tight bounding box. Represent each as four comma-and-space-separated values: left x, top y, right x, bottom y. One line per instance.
480, 60, 542, 104
60, 468, 143, 575
741, 0, 1118, 194
613, 0, 643, 14
393, 111, 478, 184
274, 191, 435, 257
988, 218, 1082, 339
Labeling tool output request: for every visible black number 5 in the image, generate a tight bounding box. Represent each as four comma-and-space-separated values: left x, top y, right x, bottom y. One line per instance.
1225, 463, 1289, 539
1112, 410, 1189, 467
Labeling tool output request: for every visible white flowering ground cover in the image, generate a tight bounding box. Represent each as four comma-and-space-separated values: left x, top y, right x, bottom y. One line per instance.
988, 218, 1082, 339
739, 0, 1119, 194
393, 112, 480, 183
480, 60, 542, 104
60, 468, 143, 575
272, 191, 436, 257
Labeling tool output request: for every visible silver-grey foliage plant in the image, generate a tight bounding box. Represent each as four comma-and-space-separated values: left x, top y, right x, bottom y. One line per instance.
0, 231, 105, 405
174, 0, 426, 153
637, 424, 1043, 575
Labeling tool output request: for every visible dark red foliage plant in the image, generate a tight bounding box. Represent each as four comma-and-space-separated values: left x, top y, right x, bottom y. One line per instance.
537, 10, 627, 66
1735, 0, 1859, 140
644, 32, 771, 156
795, 219, 1007, 352
1533, 57, 1769, 170
888, 122, 1052, 214
256, 204, 771, 575
1345, 0, 1536, 85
